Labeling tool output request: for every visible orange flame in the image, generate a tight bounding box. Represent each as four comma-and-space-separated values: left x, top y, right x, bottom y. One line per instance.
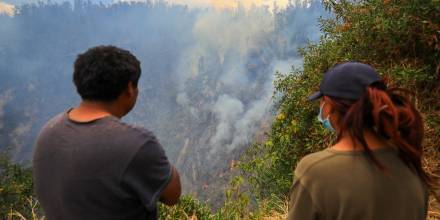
0, 1, 14, 16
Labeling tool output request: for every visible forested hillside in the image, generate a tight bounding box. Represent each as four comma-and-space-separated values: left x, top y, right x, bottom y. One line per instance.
1, 0, 439, 219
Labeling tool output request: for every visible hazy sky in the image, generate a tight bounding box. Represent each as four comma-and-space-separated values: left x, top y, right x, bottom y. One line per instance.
1, 0, 293, 10
0, 0, 303, 17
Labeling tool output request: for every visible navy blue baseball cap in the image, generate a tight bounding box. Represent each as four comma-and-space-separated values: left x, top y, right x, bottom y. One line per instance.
308, 61, 382, 101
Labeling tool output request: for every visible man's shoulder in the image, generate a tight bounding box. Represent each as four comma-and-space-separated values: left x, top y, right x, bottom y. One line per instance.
38, 112, 67, 136
109, 119, 155, 141
102, 119, 163, 154
39, 111, 157, 145
46, 112, 66, 127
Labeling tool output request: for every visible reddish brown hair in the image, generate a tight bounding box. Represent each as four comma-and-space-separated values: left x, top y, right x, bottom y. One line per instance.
327, 81, 435, 189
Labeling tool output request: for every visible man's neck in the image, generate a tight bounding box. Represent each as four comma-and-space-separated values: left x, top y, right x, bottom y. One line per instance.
68, 100, 124, 122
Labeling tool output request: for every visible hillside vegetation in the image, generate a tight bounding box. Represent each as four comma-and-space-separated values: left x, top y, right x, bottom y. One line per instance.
239, 0, 440, 219
1, 0, 439, 219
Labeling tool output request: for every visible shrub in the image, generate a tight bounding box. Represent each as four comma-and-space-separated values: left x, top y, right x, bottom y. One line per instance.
240, 0, 440, 217
0, 154, 46, 220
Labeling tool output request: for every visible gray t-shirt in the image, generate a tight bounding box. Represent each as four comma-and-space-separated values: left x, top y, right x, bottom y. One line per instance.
33, 111, 172, 220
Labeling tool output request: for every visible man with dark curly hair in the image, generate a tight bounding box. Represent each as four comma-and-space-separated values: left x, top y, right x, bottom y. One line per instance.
33, 45, 181, 220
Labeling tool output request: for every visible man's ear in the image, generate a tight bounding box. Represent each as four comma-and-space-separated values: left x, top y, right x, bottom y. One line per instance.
125, 81, 137, 97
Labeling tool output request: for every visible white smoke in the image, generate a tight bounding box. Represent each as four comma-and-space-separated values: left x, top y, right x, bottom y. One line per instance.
209, 94, 244, 151
0, 89, 13, 130
174, 8, 283, 154
175, 8, 274, 88
9, 121, 32, 156
0, 88, 36, 159
176, 92, 198, 117
272, 58, 303, 74
211, 89, 272, 153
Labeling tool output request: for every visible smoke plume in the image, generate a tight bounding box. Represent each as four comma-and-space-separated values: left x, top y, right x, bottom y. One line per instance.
0, 0, 327, 201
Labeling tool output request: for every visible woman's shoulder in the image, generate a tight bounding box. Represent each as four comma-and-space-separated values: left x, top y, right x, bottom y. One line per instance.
294, 149, 339, 180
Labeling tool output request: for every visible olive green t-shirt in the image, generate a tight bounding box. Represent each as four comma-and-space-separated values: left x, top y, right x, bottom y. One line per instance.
287, 148, 428, 220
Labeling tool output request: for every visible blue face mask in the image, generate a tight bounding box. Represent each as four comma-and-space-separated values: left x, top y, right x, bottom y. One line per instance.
318, 102, 335, 132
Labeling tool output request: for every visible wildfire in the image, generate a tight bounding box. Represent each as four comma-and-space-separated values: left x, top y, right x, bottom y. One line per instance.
168, 0, 290, 12
212, 0, 291, 11
0, 1, 14, 16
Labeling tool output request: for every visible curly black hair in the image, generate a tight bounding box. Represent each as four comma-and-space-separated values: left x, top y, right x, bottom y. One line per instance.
73, 45, 141, 102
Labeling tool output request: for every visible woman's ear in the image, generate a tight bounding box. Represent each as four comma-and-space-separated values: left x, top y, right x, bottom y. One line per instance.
322, 96, 337, 122
323, 96, 335, 111
323, 97, 342, 131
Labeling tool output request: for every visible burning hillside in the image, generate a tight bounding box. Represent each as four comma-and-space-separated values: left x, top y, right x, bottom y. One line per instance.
0, 0, 327, 203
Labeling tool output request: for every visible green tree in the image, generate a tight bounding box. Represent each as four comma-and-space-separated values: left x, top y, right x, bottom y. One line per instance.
240, 0, 439, 217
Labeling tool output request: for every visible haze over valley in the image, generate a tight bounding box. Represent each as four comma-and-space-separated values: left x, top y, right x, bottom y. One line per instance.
0, 0, 327, 202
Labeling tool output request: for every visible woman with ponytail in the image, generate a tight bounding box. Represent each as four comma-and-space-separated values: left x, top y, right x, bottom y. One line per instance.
287, 62, 436, 220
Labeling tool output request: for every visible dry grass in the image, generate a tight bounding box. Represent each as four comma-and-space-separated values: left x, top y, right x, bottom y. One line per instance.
425, 143, 440, 220
261, 199, 288, 220
423, 100, 440, 220
262, 211, 287, 220
6, 197, 45, 220
428, 196, 440, 220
